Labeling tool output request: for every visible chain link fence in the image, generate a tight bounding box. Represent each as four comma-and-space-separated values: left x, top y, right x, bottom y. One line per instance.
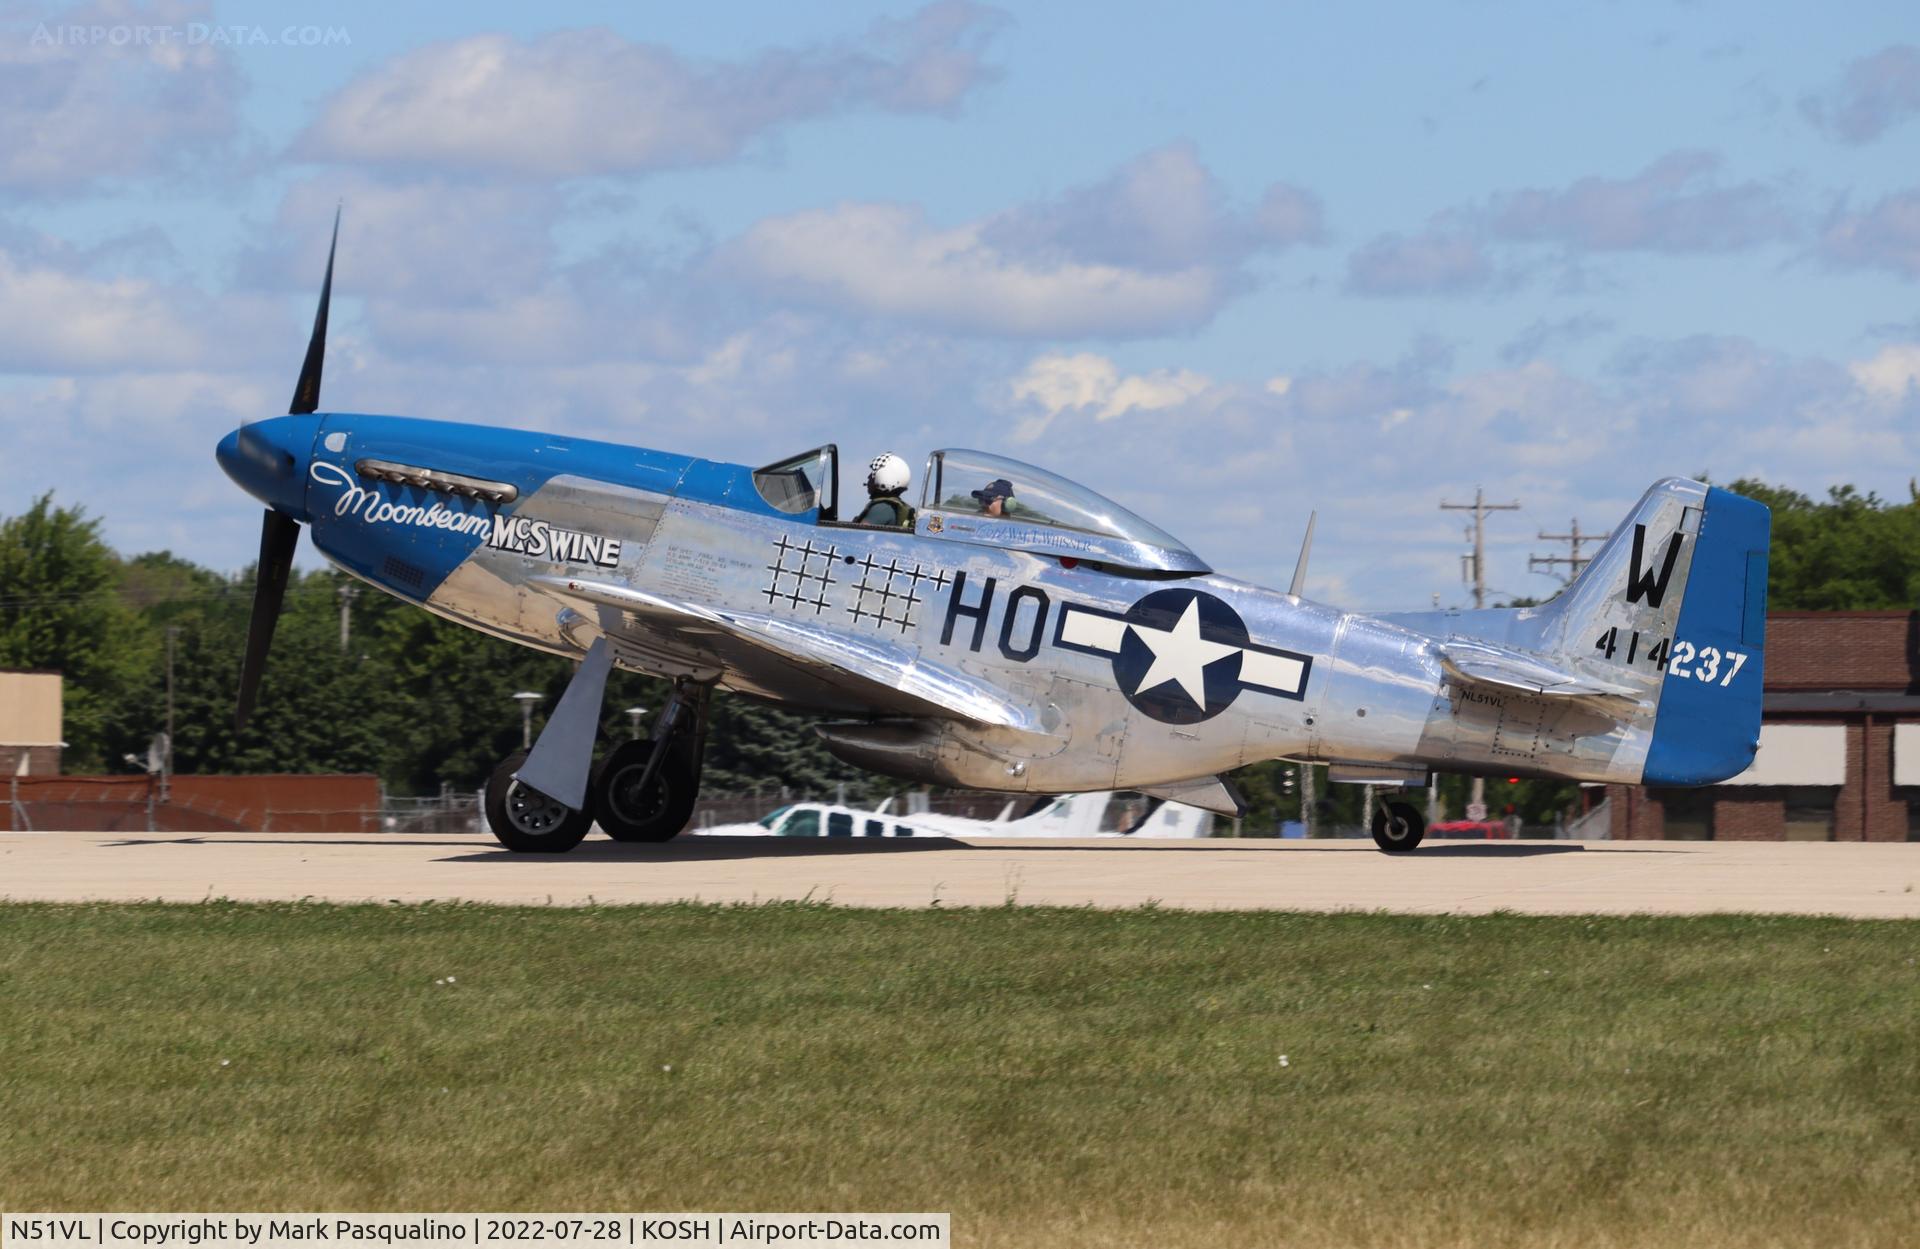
8, 775, 1202, 837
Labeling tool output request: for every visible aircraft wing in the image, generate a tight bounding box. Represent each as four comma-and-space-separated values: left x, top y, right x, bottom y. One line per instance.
527, 575, 1044, 732
1435, 639, 1641, 700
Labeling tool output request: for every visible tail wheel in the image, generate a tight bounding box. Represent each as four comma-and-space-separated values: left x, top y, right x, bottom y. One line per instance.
1371, 800, 1425, 853
485, 750, 593, 853
595, 738, 699, 842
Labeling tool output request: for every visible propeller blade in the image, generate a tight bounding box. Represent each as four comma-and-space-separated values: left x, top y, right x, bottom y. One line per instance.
235, 508, 301, 733
288, 206, 339, 416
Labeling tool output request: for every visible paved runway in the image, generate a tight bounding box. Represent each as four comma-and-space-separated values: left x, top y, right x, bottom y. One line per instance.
5, 831, 1920, 916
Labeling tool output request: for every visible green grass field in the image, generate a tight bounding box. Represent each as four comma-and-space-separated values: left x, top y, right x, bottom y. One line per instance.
2, 903, 1918, 1248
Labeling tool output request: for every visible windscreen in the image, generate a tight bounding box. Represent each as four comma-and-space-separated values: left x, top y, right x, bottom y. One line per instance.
752, 446, 837, 515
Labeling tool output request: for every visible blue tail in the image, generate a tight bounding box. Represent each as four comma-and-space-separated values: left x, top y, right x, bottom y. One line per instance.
1639, 486, 1770, 784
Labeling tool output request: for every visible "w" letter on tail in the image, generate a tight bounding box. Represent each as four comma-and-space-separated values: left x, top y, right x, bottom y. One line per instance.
1625, 523, 1683, 607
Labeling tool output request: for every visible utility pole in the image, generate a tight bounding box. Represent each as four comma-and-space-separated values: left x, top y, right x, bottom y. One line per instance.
1440, 487, 1519, 819
513, 691, 544, 751
338, 582, 360, 652
1440, 487, 1521, 609
163, 625, 177, 804
1529, 518, 1600, 586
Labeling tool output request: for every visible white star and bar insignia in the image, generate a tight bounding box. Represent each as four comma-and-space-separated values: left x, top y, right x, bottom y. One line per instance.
1053, 589, 1311, 723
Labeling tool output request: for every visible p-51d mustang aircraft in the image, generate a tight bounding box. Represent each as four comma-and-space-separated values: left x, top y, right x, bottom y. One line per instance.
218, 221, 1770, 853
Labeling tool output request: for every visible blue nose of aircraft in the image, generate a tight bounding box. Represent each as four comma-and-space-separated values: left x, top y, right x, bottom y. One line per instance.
215, 415, 318, 520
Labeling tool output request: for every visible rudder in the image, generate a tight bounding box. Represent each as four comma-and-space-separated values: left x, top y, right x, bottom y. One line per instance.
1641, 486, 1770, 784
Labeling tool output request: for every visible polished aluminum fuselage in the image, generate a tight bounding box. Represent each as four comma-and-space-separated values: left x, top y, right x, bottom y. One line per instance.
386, 471, 1649, 794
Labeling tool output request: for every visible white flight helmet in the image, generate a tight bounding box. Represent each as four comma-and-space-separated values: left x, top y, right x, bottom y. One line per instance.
866, 453, 910, 497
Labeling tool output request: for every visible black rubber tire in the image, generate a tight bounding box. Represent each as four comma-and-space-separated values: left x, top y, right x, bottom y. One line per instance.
594, 738, 699, 843
1371, 801, 1426, 853
485, 751, 593, 853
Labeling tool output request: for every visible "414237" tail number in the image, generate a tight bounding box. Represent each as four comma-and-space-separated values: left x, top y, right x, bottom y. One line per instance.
1594, 627, 1748, 687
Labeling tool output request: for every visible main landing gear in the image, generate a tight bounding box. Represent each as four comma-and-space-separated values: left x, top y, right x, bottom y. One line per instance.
484, 647, 711, 853
594, 723, 702, 842
1371, 799, 1426, 853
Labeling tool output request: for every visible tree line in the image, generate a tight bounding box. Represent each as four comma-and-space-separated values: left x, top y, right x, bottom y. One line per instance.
1, 479, 1914, 823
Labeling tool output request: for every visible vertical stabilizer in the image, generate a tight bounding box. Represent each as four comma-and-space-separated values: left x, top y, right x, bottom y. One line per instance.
1540, 479, 1770, 784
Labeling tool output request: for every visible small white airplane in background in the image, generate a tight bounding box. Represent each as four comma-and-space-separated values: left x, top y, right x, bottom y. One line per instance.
697, 792, 1212, 839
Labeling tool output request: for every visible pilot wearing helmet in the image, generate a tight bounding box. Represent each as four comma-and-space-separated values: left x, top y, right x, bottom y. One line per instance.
857, 453, 916, 529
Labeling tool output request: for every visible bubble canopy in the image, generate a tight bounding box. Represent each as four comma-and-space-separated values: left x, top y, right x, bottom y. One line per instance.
920, 448, 1208, 575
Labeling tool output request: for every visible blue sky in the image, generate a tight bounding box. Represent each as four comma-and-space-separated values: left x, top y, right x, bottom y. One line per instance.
4, 0, 1918, 607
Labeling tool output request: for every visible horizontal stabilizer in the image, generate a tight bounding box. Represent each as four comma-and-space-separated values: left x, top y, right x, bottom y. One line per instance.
1437, 639, 1641, 700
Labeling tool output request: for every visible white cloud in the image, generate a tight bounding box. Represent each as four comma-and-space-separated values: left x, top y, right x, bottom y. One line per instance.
1820, 189, 1920, 280
977, 336, 1919, 603
718, 145, 1318, 337
1105, 370, 1210, 418
251, 146, 1318, 367
1347, 151, 1796, 297
1499, 313, 1614, 363
251, 176, 559, 302
1607, 334, 1845, 416
0, 0, 242, 193
1008, 352, 1211, 440
719, 201, 1227, 338
983, 141, 1323, 271
0, 248, 273, 373
861, 0, 1009, 112
1489, 151, 1793, 253
1802, 45, 1920, 144
241, 176, 702, 369
1009, 352, 1119, 416
295, 3, 1007, 177
4, 365, 291, 565
1850, 343, 1920, 399
1346, 228, 1492, 295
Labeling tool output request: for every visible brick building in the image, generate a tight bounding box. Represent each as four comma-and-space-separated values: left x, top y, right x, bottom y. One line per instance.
1610, 612, 1920, 840
0, 670, 64, 777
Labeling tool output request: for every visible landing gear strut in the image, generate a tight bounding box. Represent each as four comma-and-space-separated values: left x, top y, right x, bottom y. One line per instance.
1371, 800, 1426, 853
595, 679, 708, 842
